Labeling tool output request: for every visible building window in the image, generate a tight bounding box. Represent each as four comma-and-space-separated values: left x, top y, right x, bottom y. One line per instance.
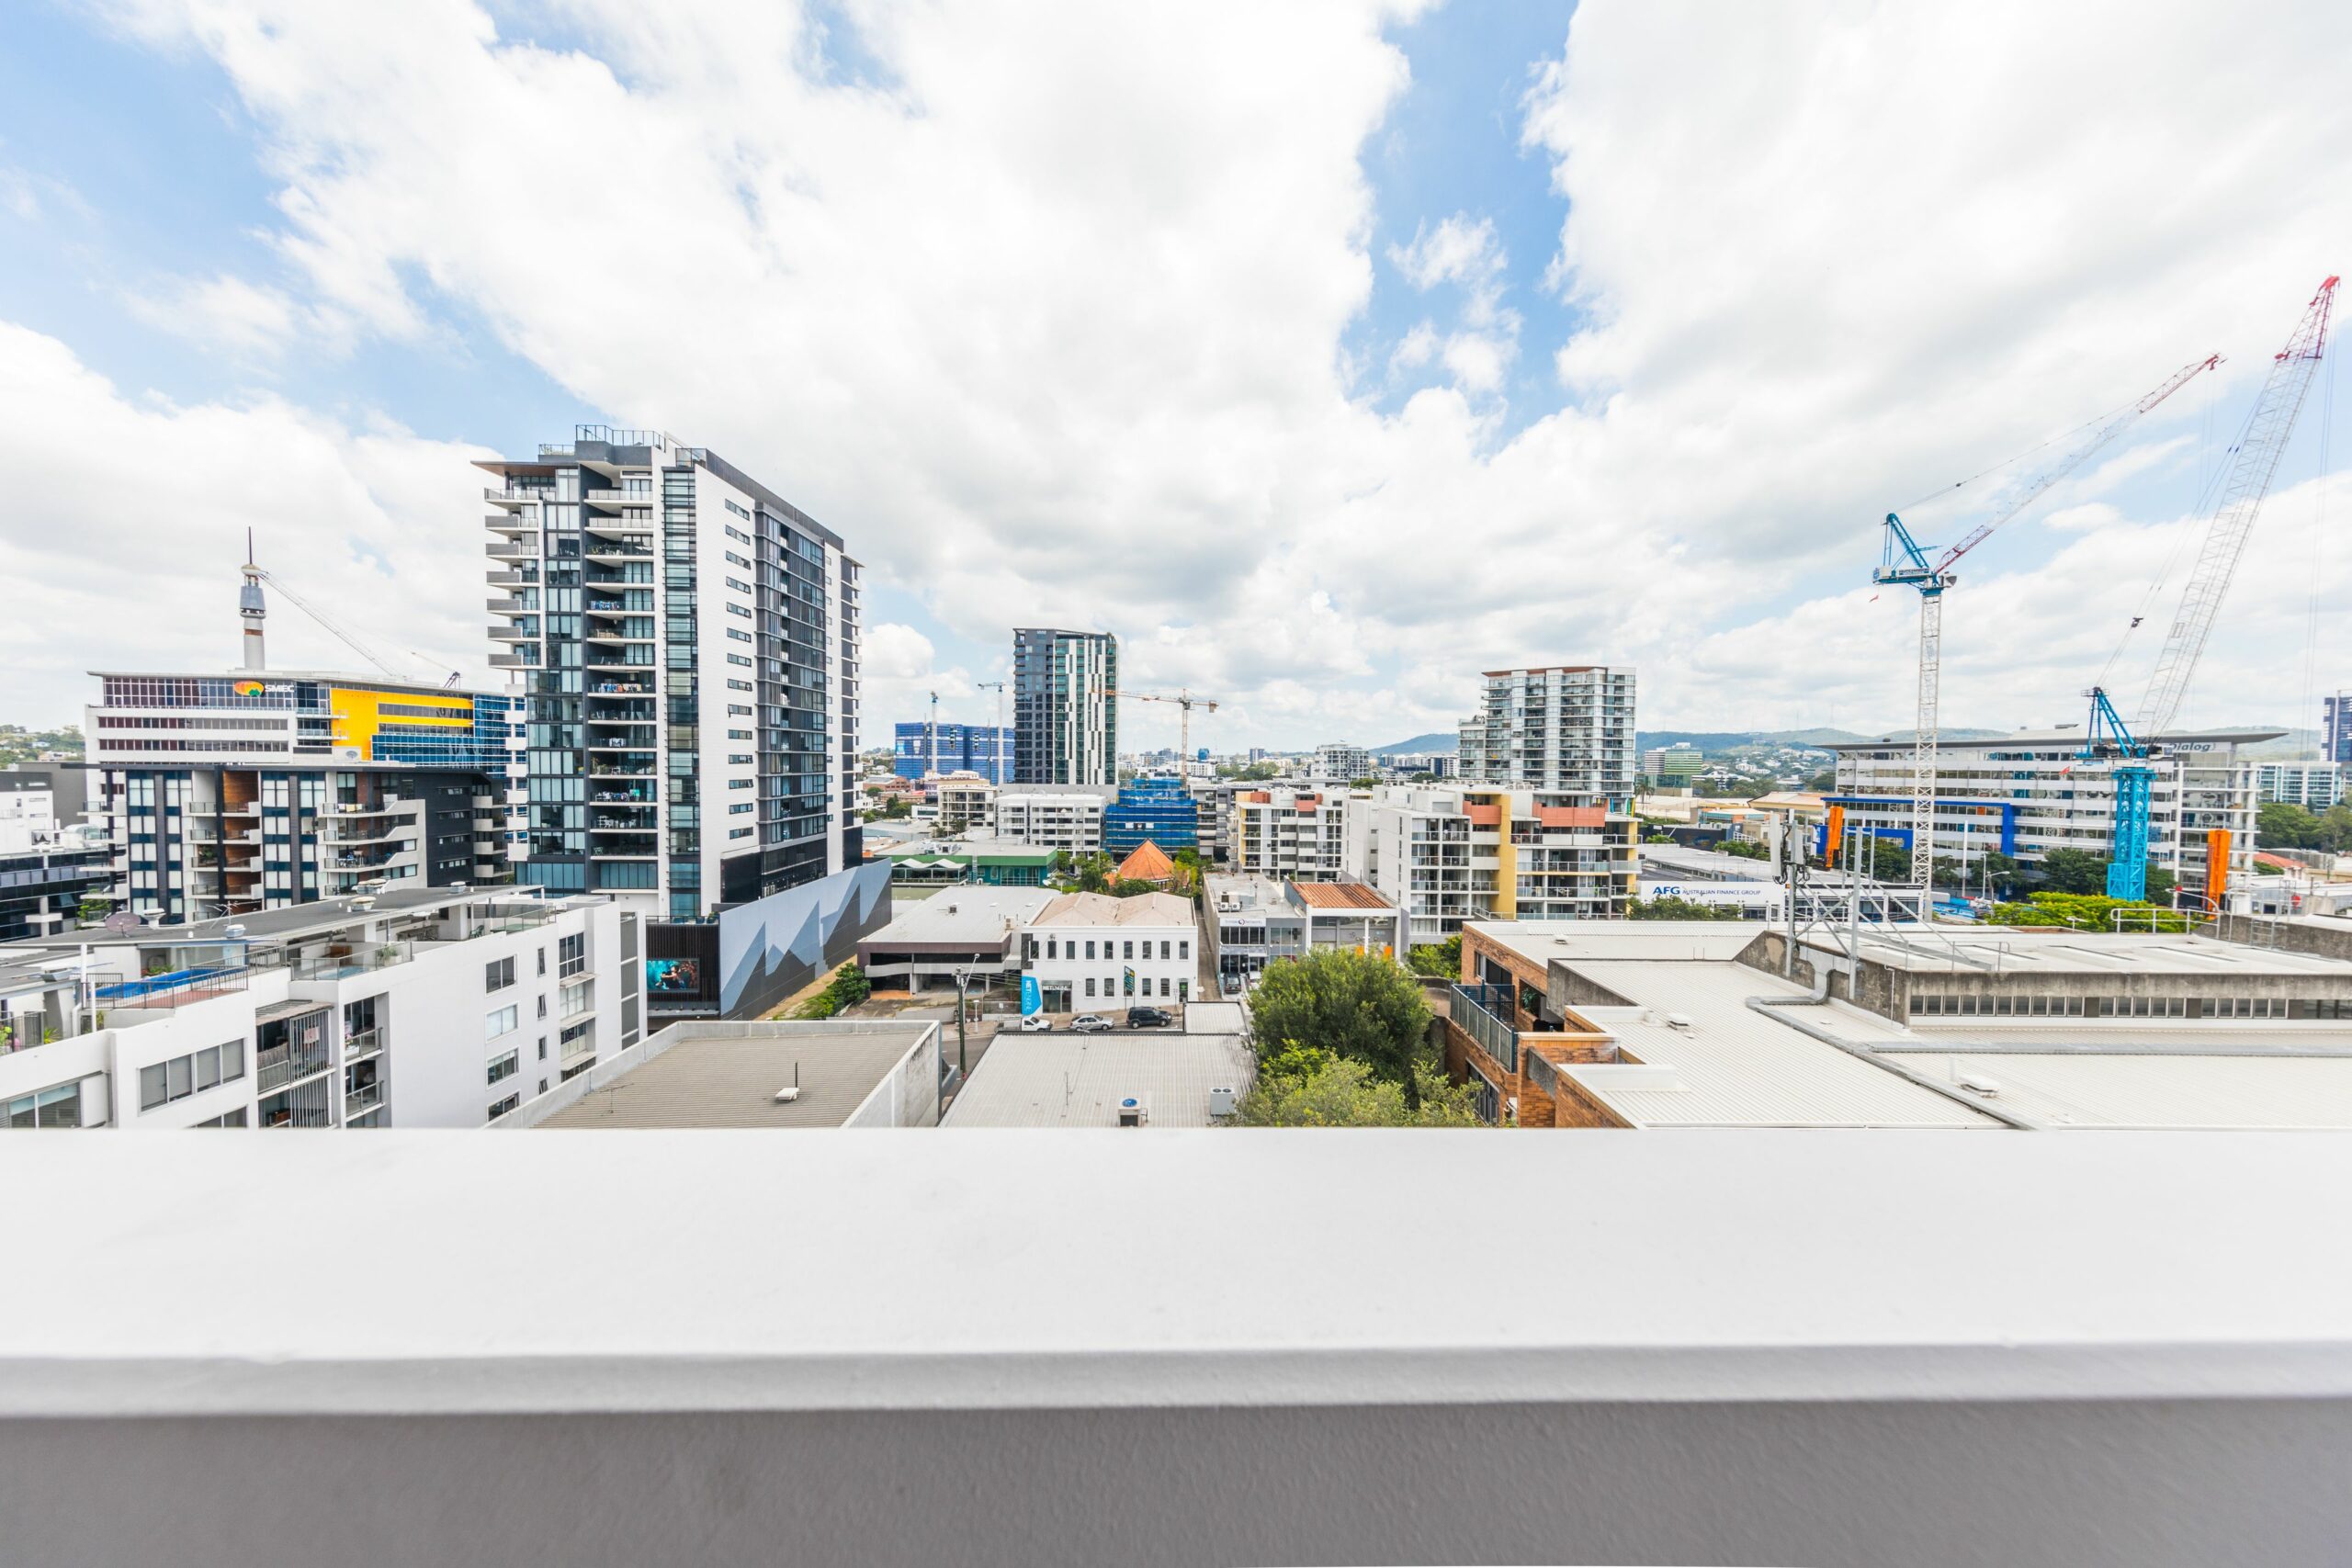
560, 933, 586, 977
487, 1094, 520, 1122
1179, 940, 1190, 960
6, 1079, 91, 1129
488, 1051, 518, 1086
538, 1037, 548, 1060
485, 956, 515, 992
138, 1041, 246, 1112
486, 1005, 519, 1041
1084, 977, 1095, 998
1084, 940, 1096, 960
1123, 941, 1134, 960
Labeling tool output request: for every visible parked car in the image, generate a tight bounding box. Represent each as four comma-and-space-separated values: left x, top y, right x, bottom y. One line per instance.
1019, 1013, 1053, 1032
1125, 1006, 1173, 1029
1069, 1014, 1113, 1033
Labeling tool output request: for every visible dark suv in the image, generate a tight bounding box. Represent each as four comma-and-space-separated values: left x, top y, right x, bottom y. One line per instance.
1125, 1006, 1173, 1029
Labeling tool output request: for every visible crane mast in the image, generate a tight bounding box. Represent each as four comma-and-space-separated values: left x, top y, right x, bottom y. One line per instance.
1875, 353, 2221, 891
2096, 276, 2337, 904
2136, 276, 2337, 739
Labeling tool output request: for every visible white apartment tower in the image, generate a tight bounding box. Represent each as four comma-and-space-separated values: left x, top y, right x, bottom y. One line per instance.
1457, 666, 1637, 792
480, 428, 862, 921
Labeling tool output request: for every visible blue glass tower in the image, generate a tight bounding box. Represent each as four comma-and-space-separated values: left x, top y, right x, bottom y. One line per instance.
1103, 776, 1197, 856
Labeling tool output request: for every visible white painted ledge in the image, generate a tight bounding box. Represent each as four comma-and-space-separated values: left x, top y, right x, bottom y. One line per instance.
5, 1129, 2350, 1418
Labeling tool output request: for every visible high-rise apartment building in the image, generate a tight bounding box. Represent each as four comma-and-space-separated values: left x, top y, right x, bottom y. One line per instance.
1012, 628, 1116, 785
1457, 666, 1637, 792
1314, 743, 1374, 783
480, 428, 860, 921
1232, 787, 1349, 880
86, 563, 526, 923
1342, 784, 1637, 945
2256, 761, 2343, 810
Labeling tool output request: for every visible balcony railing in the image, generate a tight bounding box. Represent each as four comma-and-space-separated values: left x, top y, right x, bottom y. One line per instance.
342, 1027, 383, 1063
256, 1044, 334, 1095
344, 1082, 385, 1120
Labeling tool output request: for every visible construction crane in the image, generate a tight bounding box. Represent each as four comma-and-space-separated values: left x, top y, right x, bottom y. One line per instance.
2075, 687, 2154, 901
1874, 353, 2221, 888
974, 681, 1008, 782
925, 690, 940, 779
1105, 688, 1221, 761
2091, 275, 2338, 902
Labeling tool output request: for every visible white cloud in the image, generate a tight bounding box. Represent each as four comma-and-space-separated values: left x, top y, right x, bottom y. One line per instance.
123, 273, 310, 359
20, 0, 2352, 744
0, 321, 497, 720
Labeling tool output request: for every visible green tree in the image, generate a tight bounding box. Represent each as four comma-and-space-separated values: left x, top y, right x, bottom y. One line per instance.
1624, 897, 1745, 920
2036, 847, 2109, 895
1349, 775, 1383, 789
2258, 800, 2321, 849
1713, 838, 1770, 860
1233, 1054, 1480, 1127
1248, 947, 1431, 1096
1803, 768, 1838, 793
1405, 934, 1462, 978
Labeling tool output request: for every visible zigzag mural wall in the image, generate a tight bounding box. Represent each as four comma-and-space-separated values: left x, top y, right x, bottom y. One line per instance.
711, 861, 895, 1018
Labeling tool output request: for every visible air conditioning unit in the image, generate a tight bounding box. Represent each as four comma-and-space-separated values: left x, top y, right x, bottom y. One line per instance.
1115, 1096, 1149, 1128
1206, 1086, 1237, 1118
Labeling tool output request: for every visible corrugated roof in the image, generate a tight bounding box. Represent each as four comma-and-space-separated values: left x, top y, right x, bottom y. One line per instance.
943, 1032, 1256, 1127
1878, 1051, 2352, 1129
1559, 962, 1998, 1129
1031, 891, 1196, 928
1834, 930, 2352, 978
863, 888, 1057, 944
1292, 881, 1395, 910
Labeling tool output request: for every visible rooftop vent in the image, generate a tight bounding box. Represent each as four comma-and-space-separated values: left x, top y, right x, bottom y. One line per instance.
1665, 1012, 1694, 1030
1957, 1071, 2002, 1097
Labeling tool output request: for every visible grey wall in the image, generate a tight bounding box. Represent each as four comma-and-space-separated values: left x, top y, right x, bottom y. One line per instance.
5, 1397, 2347, 1568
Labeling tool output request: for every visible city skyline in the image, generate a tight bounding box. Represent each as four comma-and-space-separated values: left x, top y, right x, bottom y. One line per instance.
0, 4, 2347, 753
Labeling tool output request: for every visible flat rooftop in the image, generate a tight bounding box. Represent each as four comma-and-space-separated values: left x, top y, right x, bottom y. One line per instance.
861, 888, 1057, 946
1826, 928, 2352, 978
1818, 725, 2286, 752
943, 1031, 1255, 1128
530, 1022, 935, 1129
1469, 919, 1800, 971
0, 885, 582, 953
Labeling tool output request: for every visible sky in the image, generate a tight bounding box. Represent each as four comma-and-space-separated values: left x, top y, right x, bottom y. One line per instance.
1, 0, 2347, 752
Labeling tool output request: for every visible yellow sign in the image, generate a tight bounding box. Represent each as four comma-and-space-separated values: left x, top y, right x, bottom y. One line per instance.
328, 686, 474, 759
234, 681, 266, 698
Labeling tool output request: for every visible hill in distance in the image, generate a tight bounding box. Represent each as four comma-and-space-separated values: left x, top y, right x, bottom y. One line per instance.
1369, 731, 1458, 756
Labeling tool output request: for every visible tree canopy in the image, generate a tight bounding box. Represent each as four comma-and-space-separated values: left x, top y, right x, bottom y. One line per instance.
1233, 1050, 1479, 1127
1623, 897, 1745, 920
1405, 933, 1462, 978
2259, 800, 2352, 853
1247, 947, 1431, 1093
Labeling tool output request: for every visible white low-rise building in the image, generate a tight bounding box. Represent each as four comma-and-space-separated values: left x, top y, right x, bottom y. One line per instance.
1020, 891, 1199, 1012
993, 784, 1114, 857
0, 886, 636, 1130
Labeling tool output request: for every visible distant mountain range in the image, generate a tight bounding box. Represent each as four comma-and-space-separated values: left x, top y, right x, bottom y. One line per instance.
1369, 731, 1458, 756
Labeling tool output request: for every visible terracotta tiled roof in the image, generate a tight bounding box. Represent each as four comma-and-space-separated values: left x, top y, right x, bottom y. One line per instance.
1115, 840, 1177, 883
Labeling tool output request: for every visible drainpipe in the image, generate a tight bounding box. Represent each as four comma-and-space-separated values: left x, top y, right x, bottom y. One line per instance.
1746, 988, 2043, 1131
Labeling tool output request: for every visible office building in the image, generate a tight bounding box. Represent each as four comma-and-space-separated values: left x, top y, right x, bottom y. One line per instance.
0, 886, 634, 1129
480, 426, 861, 920
1440, 919, 2352, 1130
1641, 745, 1704, 788
993, 784, 1113, 856
1103, 775, 1197, 856
1340, 784, 1638, 946
1313, 743, 1372, 783
855, 886, 1056, 994
2327, 692, 2352, 763
1018, 891, 1198, 1011
893, 721, 1010, 784
1457, 666, 1637, 792
1012, 628, 1116, 785
88, 625, 525, 920
1824, 725, 2277, 894
1203, 874, 1407, 992
2256, 761, 2343, 810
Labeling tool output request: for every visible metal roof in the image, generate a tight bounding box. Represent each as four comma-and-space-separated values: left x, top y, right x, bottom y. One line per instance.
1878, 1051, 2352, 1129
1829, 929, 2352, 978
943, 1032, 1256, 1128
1559, 963, 1999, 1130
1030, 892, 1196, 929
1467, 919, 1782, 969
536, 1025, 933, 1129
